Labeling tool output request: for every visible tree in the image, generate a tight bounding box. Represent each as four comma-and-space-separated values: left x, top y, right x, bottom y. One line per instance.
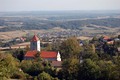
0, 53, 25, 79
21, 60, 44, 76
82, 52, 98, 61
81, 43, 99, 61
91, 36, 98, 43
62, 58, 80, 80
78, 59, 100, 80
111, 57, 120, 80
37, 72, 51, 80
97, 60, 116, 80
60, 37, 82, 59
20, 60, 33, 74
45, 43, 52, 51
30, 62, 44, 76
34, 51, 40, 59
12, 49, 25, 62
83, 44, 96, 54
25, 45, 30, 51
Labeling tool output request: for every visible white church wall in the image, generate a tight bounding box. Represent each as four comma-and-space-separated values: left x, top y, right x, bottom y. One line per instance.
37, 40, 40, 51
57, 51, 61, 61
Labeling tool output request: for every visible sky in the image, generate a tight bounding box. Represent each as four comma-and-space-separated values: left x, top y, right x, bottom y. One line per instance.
0, 0, 120, 12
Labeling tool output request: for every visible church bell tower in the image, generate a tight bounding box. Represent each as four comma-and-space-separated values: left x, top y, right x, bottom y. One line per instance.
30, 34, 40, 51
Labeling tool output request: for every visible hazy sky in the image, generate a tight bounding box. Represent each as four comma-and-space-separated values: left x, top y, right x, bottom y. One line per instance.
0, 0, 120, 11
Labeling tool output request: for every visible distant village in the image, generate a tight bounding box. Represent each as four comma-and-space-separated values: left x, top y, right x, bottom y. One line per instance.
0, 31, 120, 51
0, 32, 120, 58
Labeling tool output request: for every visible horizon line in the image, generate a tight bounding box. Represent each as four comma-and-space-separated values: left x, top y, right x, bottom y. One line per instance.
1, 9, 120, 13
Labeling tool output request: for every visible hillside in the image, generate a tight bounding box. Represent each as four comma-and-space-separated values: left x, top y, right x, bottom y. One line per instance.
0, 17, 120, 32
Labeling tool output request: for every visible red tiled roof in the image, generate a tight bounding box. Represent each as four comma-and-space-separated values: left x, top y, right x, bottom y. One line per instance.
40, 51, 57, 58
103, 36, 110, 40
51, 61, 62, 67
31, 35, 39, 42
25, 50, 37, 57
25, 51, 57, 58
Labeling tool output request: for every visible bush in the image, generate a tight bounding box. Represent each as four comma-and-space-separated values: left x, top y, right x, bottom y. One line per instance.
38, 72, 52, 80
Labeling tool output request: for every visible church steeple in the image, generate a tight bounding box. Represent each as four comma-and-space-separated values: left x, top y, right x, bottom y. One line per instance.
31, 34, 39, 42
30, 34, 40, 51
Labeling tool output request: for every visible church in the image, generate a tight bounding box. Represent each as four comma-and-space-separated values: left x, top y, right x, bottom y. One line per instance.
24, 34, 61, 62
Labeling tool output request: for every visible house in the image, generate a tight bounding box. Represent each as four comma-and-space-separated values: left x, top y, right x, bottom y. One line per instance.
51, 61, 62, 68
24, 34, 61, 62
102, 36, 114, 45
103, 36, 110, 41
24, 50, 61, 61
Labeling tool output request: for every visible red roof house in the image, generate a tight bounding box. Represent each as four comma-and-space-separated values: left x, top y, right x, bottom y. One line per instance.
103, 36, 110, 40
24, 51, 61, 61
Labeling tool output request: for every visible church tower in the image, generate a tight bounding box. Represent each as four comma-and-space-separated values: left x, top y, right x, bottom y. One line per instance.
30, 34, 40, 51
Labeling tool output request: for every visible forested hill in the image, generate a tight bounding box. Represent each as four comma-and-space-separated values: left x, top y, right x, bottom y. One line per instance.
0, 17, 120, 32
